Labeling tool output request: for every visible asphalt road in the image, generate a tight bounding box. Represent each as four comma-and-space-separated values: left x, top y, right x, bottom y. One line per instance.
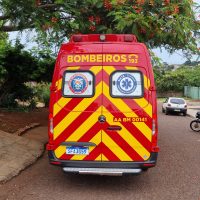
0, 104, 200, 200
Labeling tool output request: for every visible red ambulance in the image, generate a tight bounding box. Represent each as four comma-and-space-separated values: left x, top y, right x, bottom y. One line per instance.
47, 34, 159, 175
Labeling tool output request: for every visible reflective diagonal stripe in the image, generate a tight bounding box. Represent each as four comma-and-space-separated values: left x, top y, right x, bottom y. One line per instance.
103, 106, 150, 160
89, 66, 102, 75
103, 66, 116, 75
56, 79, 63, 91
71, 131, 101, 160
124, 66, 138, 70
54, 130, 101, 161
54, 145, 66, 159
101, 143, 120, 161
53, 97, 72, 117
95, 155, 102, 161
102, 130, 132, 161
134, 98, 152, 118
102, 154, 108, 161
65, 107, 101, 142
67, 66, 80, 70
103, 82, 152, 141
53, 82, 102, 139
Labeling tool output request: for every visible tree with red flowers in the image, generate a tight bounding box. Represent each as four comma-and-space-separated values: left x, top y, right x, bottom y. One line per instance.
0, 0, 199, 53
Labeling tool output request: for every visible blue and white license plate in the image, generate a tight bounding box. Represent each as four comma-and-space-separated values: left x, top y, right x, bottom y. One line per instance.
66, 146, 89, 155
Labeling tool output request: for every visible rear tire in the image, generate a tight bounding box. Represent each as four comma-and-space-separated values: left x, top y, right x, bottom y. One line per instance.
190, 120, 200, 132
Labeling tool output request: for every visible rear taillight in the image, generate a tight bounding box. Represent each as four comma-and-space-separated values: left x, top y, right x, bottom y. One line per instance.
167, 103, 171, 107
152, 119, 156, 135
49, 118, 54, 134
50, 161, 61, 165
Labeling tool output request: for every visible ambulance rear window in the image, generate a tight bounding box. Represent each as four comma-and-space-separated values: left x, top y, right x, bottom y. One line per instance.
62, 71, 95, 97
110, 71, 144, 98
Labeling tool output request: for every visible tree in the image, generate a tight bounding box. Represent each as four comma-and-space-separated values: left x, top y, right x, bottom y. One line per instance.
0, 0, 199, 53
0, 41, 54, 107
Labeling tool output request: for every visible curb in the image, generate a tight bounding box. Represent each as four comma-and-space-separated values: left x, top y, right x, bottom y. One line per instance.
0, 131, 46, 184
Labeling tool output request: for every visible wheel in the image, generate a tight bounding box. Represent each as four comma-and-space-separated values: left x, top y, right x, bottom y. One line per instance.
183, 111, 187, 116
190, 120, 200, 132
165, 109, 169, 115
162, 107, 165, 113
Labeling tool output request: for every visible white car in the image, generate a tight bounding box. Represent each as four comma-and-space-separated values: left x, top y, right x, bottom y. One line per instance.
162, 97, 187, 116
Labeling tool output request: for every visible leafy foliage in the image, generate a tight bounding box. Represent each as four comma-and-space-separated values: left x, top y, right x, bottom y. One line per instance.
0, 0, 199, 53
0, 41, 54, 107
155, 65, 200, 93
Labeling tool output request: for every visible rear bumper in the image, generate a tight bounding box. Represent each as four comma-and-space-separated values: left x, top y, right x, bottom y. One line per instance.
48, 150, 158, 175
166, 107, 187, 112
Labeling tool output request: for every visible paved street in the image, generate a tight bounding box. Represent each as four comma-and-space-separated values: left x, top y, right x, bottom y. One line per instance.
0, 103, 200, 200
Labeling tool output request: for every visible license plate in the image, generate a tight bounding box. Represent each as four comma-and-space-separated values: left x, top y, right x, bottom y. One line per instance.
174, 109, 180, 112
66, 146, 89, 155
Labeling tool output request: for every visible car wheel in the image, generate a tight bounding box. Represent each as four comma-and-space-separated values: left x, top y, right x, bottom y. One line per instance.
183, 111, 187, 116
162, 107, 165, 113
165, 109, 169, 115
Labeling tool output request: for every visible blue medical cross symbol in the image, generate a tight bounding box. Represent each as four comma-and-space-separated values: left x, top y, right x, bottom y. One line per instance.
122, 78, 132, 90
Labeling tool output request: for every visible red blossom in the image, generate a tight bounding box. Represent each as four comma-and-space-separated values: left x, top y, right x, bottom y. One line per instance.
89, 25, 96, 31
51, 17, 58, 23
88, 16, 94, 22
104, 0, 112, 10
95, 16, 101, 24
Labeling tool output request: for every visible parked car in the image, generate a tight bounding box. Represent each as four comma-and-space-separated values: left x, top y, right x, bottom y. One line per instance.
162, 97, 187, 116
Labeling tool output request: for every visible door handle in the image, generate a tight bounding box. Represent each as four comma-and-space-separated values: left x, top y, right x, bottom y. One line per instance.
107, 125, 122, 131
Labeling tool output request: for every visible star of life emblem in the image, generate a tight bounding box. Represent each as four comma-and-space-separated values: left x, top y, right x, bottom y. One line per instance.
116, 73, 137, 94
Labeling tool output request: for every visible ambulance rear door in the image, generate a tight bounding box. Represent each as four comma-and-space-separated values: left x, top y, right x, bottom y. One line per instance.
101, 44, 153, 162
53, 44, 104, 161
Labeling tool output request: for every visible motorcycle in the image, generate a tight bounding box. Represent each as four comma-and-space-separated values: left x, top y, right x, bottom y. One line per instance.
190, 112, 200, 132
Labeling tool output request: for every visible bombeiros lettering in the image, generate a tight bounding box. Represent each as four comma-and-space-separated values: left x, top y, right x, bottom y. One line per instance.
67, 54, 138, 64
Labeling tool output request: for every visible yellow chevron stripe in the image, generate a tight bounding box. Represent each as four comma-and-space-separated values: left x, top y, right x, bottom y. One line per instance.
67, 66, 80, 70
54, 145, 66, 159
102, 131, 132, 161
53, 97, 72, 117
102, 154, 108, 161
134, 98, 152, 118
54, 131, 101, 160
103, 82, 152, 141
103, 66, 115, 75
53, 82, 102, 140
56, 79, 62, 91
66, 107, 101, 142
103, 106, 150, 160
125, 66, 138, 70
89, 66, 102, 75
95, 155, 102, 161
71, 131, 101, 160
143, 75, 150, 89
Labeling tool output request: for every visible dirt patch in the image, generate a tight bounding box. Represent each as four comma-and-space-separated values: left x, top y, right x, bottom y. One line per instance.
0, 108, 48, 133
